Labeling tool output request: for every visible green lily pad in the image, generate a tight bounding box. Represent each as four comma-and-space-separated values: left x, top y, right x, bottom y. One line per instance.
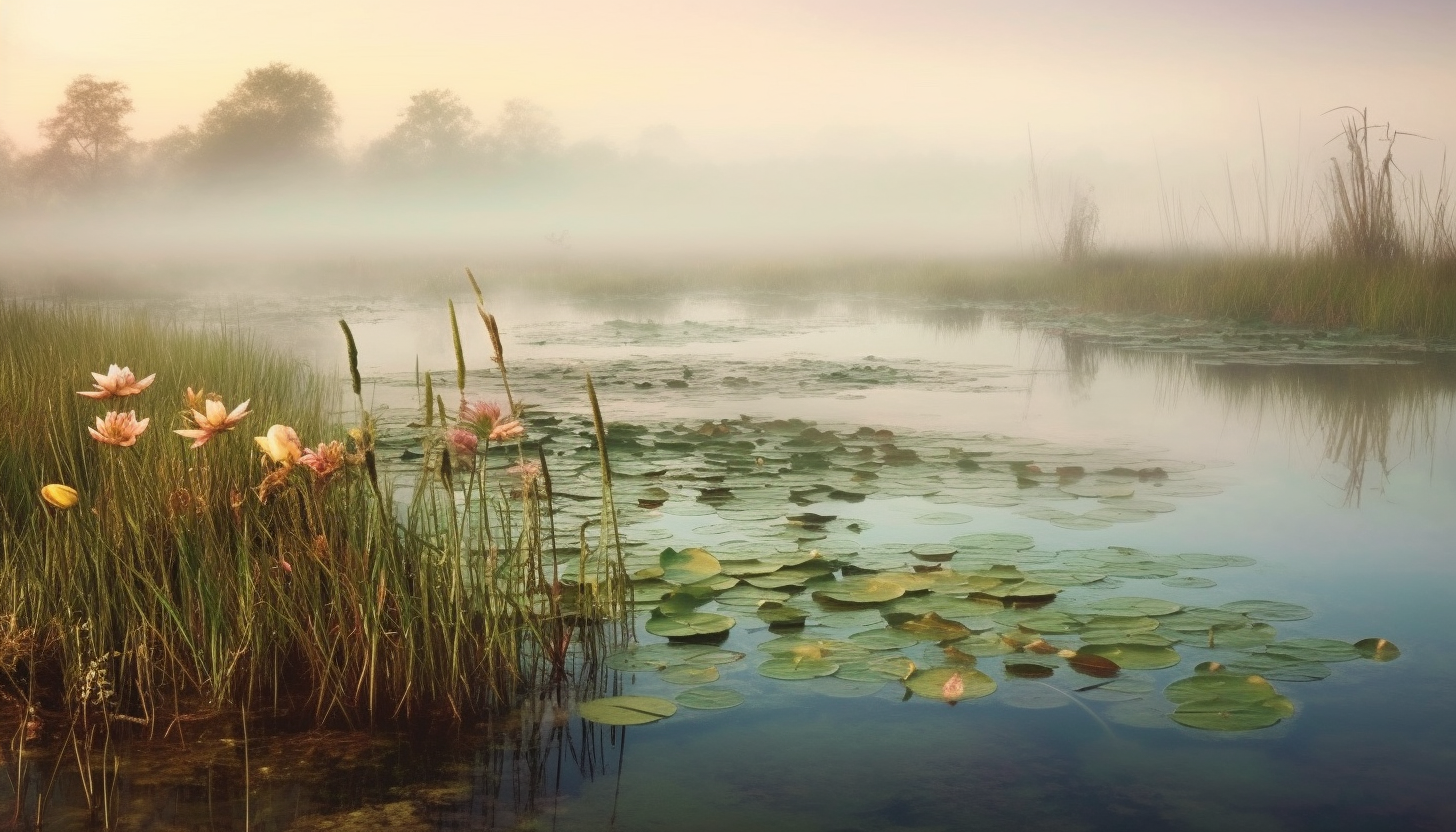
808, 677, 886, 697
952, 533, 1035, 551
757, 603, 810, 627
1087, 597, 1182, 617
904, 667, 996, 702
1164, 674, 1294, 731
1261, 638, 1359, 663
1354, 638, 1401, 662
674, 687, 745, 710
1161, 576, 1217, 588
1165, 553, 1256, 569
812, 576, 906, 605
1206, 623, 1278, 649
661, 664, 720, 684
1078, 643, 1181, 670
577, 696, 677, 726
659, 547, 723, 584
1220, 600, 1313, 621
836, 655, 916, 682
1221, 654, 1331, 682
849, 628, 922, 651
917, 512, 974, 525
644, 611, 737, 638
758, 656, 840, 680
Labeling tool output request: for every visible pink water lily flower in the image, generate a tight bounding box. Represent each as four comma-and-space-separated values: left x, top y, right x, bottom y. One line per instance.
89, 411, 150, 447
175, 398, 251, 448
254, 424, 302, 466
459, 399, 503, 430
941, 672, 965, 701
300, 441, 347, 480
446, 427, 479, 457
78, 365, 156, 399
488, 417, 525, 442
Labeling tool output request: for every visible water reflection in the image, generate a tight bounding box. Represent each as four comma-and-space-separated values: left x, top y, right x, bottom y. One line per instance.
1049, 331, 1456, 502
1, 689, 626, 830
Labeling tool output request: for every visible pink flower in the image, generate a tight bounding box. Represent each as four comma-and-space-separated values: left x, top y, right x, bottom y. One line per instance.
175, 398, 251, 448
300, 440, 347, 480
941, 672, 965, 701
78, 365, 156, 399
89, 411, 150, 447
506, 461, 542, 483
446, 428, 479, 457
488, 417, 525, 442
459, 400, 503, 430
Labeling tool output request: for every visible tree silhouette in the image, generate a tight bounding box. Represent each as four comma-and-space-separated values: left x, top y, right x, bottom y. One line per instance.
192, 63, 338, 175
34, 75, 134, 187
490, 99, 561, 166
365, 89, 480, 174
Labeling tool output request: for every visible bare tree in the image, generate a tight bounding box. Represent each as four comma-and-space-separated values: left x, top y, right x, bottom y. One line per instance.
35, 75, 134, 186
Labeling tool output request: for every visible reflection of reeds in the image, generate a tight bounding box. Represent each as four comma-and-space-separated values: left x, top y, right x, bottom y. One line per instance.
1049, 332, 1456, 503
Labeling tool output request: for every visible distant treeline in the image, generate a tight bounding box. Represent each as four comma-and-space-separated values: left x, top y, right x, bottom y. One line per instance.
0, 63, 575, 207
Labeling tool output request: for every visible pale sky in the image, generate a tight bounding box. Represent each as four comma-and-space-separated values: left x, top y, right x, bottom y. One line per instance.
2, 0, 1452, 164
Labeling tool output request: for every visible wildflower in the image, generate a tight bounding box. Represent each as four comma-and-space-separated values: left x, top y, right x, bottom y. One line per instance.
254, 424, 302, 466
506, 460, 542, 483
941, 672, 965, 701
488, 417, 525, 442
459, 399, 502, 430
40, 484, 79, 509
88, 411, 150, 447
299, 441, 347, 480
78, 365, 155, 399
175, 398, 251, 448
278, 555, 293, 574
446, 427, 478, 457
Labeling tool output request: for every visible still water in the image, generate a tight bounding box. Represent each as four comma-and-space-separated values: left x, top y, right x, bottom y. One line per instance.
12, 282, 1456, 830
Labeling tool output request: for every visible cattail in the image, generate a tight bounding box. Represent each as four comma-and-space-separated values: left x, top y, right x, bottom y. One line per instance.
465, 267, 485, 307
586, 373, 611, 487
436, 394, 447, 426
338, 319, 362, 397
440, 446, 453, 489
448, 299, 466, 396
423, 372, 435, 427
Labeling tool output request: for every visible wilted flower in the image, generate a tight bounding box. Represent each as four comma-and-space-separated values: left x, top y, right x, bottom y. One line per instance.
299, 441, 347, 480
78, 365, 155, 399
254, 424, 302, 466
506, 461, 542, 483
40, 484, 79, 509
459, 399, 503, 430
89, 411, 150, 447
446, 427, 479, 457
488, 417, 525, 442
175, 398, 251, 448
941, 672, 965, 701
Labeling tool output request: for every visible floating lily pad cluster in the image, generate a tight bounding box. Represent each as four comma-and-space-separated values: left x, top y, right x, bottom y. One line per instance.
575, 536, 1398, 731
407, 413, 1227, 538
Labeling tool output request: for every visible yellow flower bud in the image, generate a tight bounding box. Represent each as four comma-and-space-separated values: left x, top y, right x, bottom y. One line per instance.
40, 484, 79, 509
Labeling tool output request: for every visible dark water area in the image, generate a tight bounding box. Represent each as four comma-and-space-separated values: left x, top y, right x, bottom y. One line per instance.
4, 281, 1454, 831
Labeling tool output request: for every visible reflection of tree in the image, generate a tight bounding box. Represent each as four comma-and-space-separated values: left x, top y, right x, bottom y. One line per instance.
1048, 331, 1456, 503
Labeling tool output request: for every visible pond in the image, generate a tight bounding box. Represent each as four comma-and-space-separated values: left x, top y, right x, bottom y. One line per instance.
11, 280, 1456, 831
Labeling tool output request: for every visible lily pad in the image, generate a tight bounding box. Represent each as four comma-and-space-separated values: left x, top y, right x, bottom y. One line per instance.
1220, 600, 1313, 621
577, 696, 677, 726
661, 664, 720, 684
849, 628, 922, 651
1164, 674, 1294, 731
758, 656, 840, 680
1354, 638, 1401, 662
644, 611, 736, 638
674, 687, 745, 710
904, 667, 996, 702
1087, 597, 1182, 617
1078, 643, 1181, 670
659, 547, 723, 584
812, 577, 905, 605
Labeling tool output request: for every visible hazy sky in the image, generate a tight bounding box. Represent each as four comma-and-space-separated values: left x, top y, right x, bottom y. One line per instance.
3, 0, 1452, 164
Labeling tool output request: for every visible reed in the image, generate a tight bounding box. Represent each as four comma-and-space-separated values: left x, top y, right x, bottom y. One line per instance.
0, 286, 626, 756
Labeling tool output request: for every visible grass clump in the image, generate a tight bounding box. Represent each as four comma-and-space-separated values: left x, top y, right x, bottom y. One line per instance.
0, 293, 625, 745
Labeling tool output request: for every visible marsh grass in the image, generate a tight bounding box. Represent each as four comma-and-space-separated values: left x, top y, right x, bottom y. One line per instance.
0, 294, 626, 768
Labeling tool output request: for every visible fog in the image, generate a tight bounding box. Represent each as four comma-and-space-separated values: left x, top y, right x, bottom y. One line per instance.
1, 1, 1452, 274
